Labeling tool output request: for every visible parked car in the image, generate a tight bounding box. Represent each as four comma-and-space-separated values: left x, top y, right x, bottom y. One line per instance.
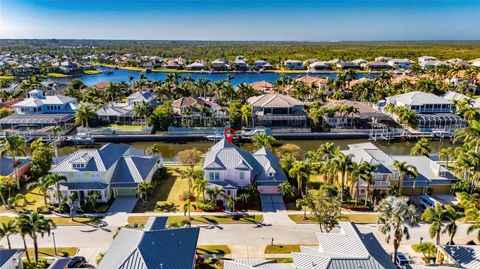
395, 252, 410, 267
67, 256, 86, 268
419, 194, 442, 209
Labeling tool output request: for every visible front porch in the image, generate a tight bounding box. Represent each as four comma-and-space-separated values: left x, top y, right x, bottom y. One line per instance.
48, 182, 110, 204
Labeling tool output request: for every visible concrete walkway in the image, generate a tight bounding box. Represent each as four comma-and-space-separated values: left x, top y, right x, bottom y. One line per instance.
107, 196, 138, 214
228, 245, 265, 259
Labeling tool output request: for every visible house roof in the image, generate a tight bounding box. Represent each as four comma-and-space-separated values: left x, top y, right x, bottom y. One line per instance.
171, 96, 221, 111
343, 143, 395, 174
47, 258, 71, 269
443, 91, 471, 102
386, 91, 452, 106
13, 94, 77, 108
291, 222, 396, 269
110, 156, 158, 187
128, 90, 155, 103
51, 143, 130, 173
250, 81, 275, 94
0, 249, 24, 267
247, 93, 303, 108
96, 105, 132, 117
392, 155, 455, 185
324, 100, 391, 120
98, 217, 199, 269
0, 157, 30, 177
391, 75, 419, 85
253, 148, 287, 184
224, 259, 294, 269
294, 76, 328, 85
441, 245, 480, 268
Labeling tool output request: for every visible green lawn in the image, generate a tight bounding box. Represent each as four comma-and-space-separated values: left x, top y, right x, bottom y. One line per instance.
128, 214, 263, 225
47, 72, 71, 78
288, 213, 378, 223
0, 75, 14, 80
265, 244, 301, 254
84, 70, 102, 75
133, 166, 193, 213
105, 124, 144, 131
0, 186, 46, 213
26, 247, 78, 258
0, 216, 98, 226
196, 245, 231, 255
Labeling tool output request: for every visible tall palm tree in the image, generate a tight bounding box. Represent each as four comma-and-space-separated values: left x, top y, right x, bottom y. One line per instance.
421, 204, 452, 246
251, 132, 277, 150
393, 160, 418, 195
375, 196, 416, 264
0, 220, 16, 249
193, 177, 208, 201
41, 174, 66, 206
75, 103, 97, 128
443, 205, 464, 245
240, 105, 251, 127
27, 175, 54, 207
439, 147, 454, 168
410, 138, 432, 157
15, 217, 31, 262
146, 144, 161, 158
133, 101, 152, 127
331, 152, 353, 204
454, 120, 480, 153
17, 211, 53, 263
278, 182, 296, 199
289, 161, 310, 197
0, 132, 26, 190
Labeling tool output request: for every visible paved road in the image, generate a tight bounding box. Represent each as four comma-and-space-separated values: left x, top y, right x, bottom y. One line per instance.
2, 220, 474, 254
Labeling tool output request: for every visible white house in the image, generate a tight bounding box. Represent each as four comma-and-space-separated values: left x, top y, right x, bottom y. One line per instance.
284, 60, 304, 70
49, 143, 160, 203
13, 89, 78, 114
97, 90, 157, 124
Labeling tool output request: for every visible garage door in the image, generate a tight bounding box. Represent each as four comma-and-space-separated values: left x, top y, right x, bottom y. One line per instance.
260, 194, 286, 212
116, 188, 137, 196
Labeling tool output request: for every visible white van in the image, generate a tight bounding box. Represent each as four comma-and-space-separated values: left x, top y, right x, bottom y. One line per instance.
419, 194, 442, 209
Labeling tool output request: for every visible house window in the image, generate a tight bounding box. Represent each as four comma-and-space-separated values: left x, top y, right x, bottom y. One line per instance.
209, 172, 220, 181
239, 172, 245, 180
269, 172, 274, 177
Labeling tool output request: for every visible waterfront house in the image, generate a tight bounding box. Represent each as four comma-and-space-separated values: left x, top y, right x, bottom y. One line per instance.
250, 81, 275, 94
211, 59, 229, 71
387, 58, 412, 70
284, 60, 304, 70
0, 249, 24, 269
49, 143, 160, 203
247, 93, 307, 128
352, 59, 368, 66
59, 60, 82, 74
97, 90, 157, 124
379, 91, 466, 131
418, 56, 438, 64
367, 61, 392, 71
186, 61, 206, 71
98, 217, 199, 269
446, 58, 470, 68
443, 91, 471, 103
375, 56, 392, 63
345, 142, 457, 198
171, 96, 224, 116
203, 138, 287, 198
254, 60, 273, 70
13, 89, 77, 115
309, 61, 331, 71
324, 100, 392, 128
336, 61, 361, 70
162, 58, 183, 70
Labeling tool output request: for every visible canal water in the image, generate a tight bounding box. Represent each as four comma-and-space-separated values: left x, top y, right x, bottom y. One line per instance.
49, 67, 379, 86
57, 139, 455, 163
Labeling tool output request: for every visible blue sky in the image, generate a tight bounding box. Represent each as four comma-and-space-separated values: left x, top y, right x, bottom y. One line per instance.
1, 0, 479, 41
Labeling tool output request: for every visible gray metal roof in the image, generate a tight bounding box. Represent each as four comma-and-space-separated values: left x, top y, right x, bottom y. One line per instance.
291, 222, 396, 269
47, 258, 71, 269
51, 143, 130, 173
442, 245, 480, 268
59, 182, 108, 190
224, 259, 294, 269
98, 217, 199, 269
386, 91, 452, 106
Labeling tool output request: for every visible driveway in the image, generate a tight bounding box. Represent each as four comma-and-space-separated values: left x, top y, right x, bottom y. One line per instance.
260, 195, 286, 212
107, 196, 138, 214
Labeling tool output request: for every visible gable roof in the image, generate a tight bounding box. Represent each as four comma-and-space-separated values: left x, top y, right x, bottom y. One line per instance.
291, 222, 396, 269
98, 217, 199, 269
110, 156, 158, 187
203, 139, 257, 172
247, 93, 303, 108
343, 143, 395, 174
51, 143, 130, 173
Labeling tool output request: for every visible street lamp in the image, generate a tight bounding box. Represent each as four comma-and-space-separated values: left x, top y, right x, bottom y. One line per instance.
52, 231, 57, 255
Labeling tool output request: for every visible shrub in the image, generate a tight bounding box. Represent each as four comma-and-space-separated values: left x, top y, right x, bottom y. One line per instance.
36, 206, 52, 214
197, 201, 217, 212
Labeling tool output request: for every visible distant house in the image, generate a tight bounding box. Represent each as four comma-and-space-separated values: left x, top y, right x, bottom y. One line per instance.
443, 91, 471, 103
0, 157, 30, 180
367, 61, 392, 71
224, 221, 399, 268
249, 81, 275, 94
309, 61, 331, 71
0, 249, 24, 269
323, 100, 392, 128
59, 61, 82, 74
254, 60, 273, 70
387, 58, 412, 70
374, 56, 392, 63
98, 217, 199, 269
233, 56, 249, 71
186, 61, 206, 71
336, 61, 361, 70
211, 59, 229, 71
49, 143, 160, 203
203, 139, 287, 197
379, 91, 466, 131
171, 96, 224, 116
390, 75, 419, 85
97, 90, 157, 124
284, 60, 304, 70
247, 93, 307, 128
418, 56, 438, 64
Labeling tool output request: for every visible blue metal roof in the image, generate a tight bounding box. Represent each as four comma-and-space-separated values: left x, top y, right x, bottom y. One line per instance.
60, 182, 108, 190
0, 157, 30, 177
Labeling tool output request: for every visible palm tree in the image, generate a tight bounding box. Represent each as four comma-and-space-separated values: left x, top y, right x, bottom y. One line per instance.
421, 204, 448, 246
41, 174, 66, 207
331, 152, 353, 204
133, 101, 152, 127
375, 196, 416, 264
75, 103, 97, 127
193, 177, 208, 201
0, 220, 16, 249
146, 144, 161, 158
240, 104, 251, 127
278, 182, 296, 199
296, 195, 311, 220
289, 161, 310, 197
27, 175, 54, 207
443, 205, 464, 245
454, 120, 480, 153
410, 138, 431, 157
0, 132, 26, 190
17, 211, 54, 263
0, 177, 15, 208
393, 160, 418, 195
251, 132, 277, 150
15, 217, 31, 263
135, 181, 154, 203
439, 147, 454, 167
